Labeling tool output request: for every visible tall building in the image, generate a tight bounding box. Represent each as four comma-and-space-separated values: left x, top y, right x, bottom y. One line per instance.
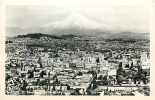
140, 52, 150, 69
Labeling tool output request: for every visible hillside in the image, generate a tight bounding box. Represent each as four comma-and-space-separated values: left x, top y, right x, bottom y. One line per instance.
14, 32, 149, 41
15, 33, 82, 39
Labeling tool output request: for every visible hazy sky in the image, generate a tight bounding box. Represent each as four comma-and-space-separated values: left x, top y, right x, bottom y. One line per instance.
6, 0, 150, 36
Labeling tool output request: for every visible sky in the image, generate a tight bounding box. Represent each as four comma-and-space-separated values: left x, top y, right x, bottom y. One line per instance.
6, 0, 150, 36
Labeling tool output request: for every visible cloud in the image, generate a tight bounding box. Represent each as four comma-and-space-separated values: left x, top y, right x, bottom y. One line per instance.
6, 1, 149, 36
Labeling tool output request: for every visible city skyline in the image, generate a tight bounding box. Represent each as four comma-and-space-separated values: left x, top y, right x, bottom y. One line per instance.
5, 0, 150, 95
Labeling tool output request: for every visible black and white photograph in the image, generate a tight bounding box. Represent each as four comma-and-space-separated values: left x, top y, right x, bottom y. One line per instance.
4, 0, 150, 96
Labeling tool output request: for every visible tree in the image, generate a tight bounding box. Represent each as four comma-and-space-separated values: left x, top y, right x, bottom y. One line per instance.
103, 75, 108, 85
20, 80, 28, 91
5, 74, 12, 81
130, 62, 134, 70
116, 62, 125, 85
98, 75, 103, 80
77, 71, 83, 76
27, 70, 34, 78
37, 57, 43, 68
40, 70, 46, 78
125, 64, 129, 68
96, 57, 100, 63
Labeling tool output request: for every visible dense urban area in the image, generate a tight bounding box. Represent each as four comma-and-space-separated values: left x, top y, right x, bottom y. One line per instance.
5, 33, 150, 96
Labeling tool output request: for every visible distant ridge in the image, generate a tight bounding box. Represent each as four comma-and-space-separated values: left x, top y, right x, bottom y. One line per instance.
14, 32, 149, 40
16, 33, 81, 39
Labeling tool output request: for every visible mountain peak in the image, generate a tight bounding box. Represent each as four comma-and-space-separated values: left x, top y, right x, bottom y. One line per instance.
45, 13, 103, 30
